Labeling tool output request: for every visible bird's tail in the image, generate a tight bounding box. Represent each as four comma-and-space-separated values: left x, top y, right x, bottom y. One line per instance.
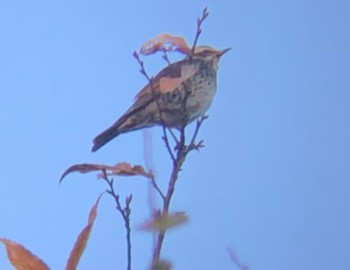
91, 124, 120, 152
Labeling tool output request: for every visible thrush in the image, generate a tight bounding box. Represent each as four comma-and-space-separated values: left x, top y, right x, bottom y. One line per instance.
92, 46, 230, 152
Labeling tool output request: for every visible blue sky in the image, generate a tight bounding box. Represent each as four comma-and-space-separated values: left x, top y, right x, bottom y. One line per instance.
1, 1, 350, 269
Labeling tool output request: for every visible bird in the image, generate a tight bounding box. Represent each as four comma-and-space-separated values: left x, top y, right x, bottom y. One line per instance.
92, 45, 230, 152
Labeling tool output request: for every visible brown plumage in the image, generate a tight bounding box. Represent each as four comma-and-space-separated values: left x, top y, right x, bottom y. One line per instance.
92, 46, 230, 152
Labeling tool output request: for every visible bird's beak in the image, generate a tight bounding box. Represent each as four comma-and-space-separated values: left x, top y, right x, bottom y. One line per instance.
218, 48, 231, 57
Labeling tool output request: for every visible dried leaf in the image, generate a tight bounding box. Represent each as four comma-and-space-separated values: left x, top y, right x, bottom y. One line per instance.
140, 33, 191, 56
60, 163, 111, 182
139, 212, 188, 232
154, 259, 172, 270
65, 194, 103, 270
0, 238, 50, 270
109, 162, 151, 177
60, 162, 152, 182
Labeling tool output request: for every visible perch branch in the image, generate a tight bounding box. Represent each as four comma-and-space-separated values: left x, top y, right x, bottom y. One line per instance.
134, 7, 210, 268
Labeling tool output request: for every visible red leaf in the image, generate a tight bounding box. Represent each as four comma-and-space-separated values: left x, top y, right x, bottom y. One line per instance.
60, 162, 152, 182
0, 238, 50, 270
140, 33, 191, 56
65, 194, 103, 270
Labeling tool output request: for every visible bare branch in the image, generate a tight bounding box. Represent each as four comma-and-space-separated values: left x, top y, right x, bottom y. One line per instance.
186, 115, 208, 153
133, 51, 152, 81
161, 49, 171, 65
101, 170, 132, 270
135, 9, 211, 267
190, 7, 209, 61
150, 8, 210, 267
161, 126, 176, 164
167, 128, 179, 146
149, 171, 166, 200
133, 50, 176, 164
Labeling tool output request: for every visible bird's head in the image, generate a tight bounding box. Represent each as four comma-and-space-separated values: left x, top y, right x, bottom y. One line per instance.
192, 46, 231, 70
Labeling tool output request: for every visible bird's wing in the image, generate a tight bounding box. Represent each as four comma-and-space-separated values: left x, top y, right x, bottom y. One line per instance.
115, 59, 198, 127
135, 59, 198, 99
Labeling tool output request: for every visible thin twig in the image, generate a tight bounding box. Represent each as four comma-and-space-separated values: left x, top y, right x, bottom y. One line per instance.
167, 128, 179, 146
133, 51, 176, 164
162, 50, 171, 65
161, 126, 176, 164
185, 115, 208, 152
149, 172, 166, 200
101, 170, 132, 270
133, 51, 152, 81
190, 7, 209, 62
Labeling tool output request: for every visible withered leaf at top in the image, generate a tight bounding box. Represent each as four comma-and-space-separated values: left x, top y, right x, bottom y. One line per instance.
140, 33, 191, 56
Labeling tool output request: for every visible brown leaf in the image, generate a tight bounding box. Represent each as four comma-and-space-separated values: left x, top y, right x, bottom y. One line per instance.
65, 194, 103, 270
0, 238, 50, 270
139, 212, 188, 232
154, 259, 172, 270
60, 163, 111, 182
60, 162, 152, 182
108, 162, 151, 178
140, 33, 191, 56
